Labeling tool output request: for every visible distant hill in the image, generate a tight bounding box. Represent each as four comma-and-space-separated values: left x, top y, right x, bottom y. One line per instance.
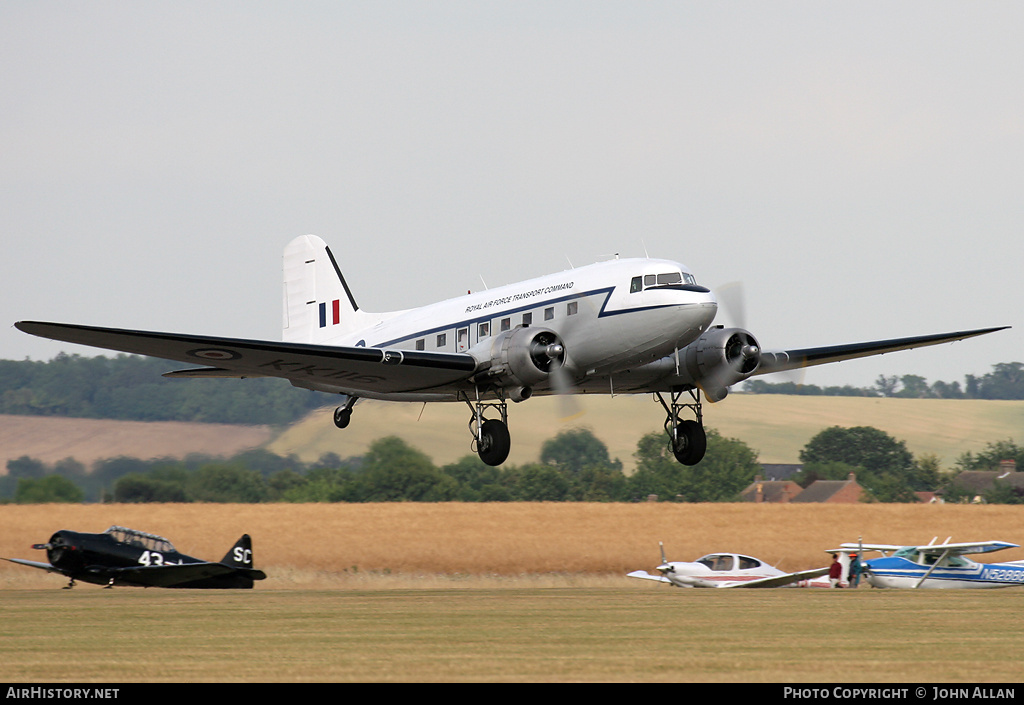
3, 395, 1021, 475
267, 394, 1024, 471
0, 414, 272, 473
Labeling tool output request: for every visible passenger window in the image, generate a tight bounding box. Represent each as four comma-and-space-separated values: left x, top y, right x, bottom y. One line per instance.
478, 322, 490, 338
630, 276, 642, 293
522, 312, 533, 326
567, 301, 578, 316
415, 339, 425, 351
500, 318, 511, 332
436, 333, 447, 348
544, 307, 554, 321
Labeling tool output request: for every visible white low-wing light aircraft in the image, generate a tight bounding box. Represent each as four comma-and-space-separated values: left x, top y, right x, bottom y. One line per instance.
831, 539, 1024, 589
627, 542, 830, 588
16, 234, 1008, 467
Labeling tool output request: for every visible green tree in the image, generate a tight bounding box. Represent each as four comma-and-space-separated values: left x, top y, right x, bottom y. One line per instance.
113, 473, 190, 503
629, 429, 760, 502
187, 463, 268, 503
358, 436, 458, 502
15, 475, 84, 503
799, 426, 932, 501
540, 428, 620, 474
955, 439, 1024, 472
509, 464, 571, 501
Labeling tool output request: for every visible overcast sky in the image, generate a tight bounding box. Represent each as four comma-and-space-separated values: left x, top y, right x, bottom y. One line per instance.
2, 2, 1020, 390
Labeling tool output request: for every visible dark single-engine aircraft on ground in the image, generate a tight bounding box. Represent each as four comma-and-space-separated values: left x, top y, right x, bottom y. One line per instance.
2, 526, 267, 589
15, 235, 1008, 467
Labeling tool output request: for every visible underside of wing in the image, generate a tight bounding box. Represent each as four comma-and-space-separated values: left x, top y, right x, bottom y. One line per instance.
107, 562, 266, 588
755, 327, 1010, 376
726, 567, 830, 589
15, 321, 479, 398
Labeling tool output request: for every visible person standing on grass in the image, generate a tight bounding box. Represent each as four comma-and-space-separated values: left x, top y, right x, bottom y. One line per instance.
829, 553, 843, 588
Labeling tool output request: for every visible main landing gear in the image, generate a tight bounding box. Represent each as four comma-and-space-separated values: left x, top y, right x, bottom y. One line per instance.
655, 389, 707, 466
462, 389, 512, 467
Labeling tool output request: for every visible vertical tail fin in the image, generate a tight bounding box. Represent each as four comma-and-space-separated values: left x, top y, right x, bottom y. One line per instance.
222, 534, 256, 569
283, 234, 368, 343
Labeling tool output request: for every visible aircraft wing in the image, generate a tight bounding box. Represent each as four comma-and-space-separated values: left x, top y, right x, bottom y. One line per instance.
15, 321, 479, 397
105, 561, 266, 588
1, 557, 62, 574
724, 567, 830, 589
914, 541, 1019, 556
755, 327, 1010, 376
838, 541, 1019, 556
626, 570, 676, 585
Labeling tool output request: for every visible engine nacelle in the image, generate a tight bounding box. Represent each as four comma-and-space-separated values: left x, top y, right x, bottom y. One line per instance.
684, 326, 761, 402
482, 326, 566, 392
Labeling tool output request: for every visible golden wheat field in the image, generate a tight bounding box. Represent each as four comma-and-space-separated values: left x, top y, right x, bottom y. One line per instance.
5, 503, 1024, 683
3, 502, 1024, 586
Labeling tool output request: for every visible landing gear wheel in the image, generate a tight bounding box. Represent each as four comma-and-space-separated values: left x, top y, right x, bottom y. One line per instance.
477, 419, 511, 467
672, 420, 706, 466
333, 407, 352, 429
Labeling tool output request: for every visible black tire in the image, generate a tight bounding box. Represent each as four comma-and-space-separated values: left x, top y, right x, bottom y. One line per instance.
333, 407, 352, 429
477, 419, 511, 466
672, 420, 706, 465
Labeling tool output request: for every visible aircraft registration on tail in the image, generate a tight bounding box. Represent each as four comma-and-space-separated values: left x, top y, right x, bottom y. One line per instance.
16, 234, 1008, 467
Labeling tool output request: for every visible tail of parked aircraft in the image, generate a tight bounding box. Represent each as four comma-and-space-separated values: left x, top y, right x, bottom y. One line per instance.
222, 534, 257, 569
283, 234, 370, 343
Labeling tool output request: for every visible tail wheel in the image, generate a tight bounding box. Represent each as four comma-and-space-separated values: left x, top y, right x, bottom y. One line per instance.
672, 420, 706, 466
477, 419, 511, 467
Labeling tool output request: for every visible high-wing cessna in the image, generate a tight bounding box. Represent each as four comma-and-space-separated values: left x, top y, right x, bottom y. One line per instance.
830, 539, 1024, 589
15, 234, 1008, 467
627, 542, 830, 588
2, 526, 266, 589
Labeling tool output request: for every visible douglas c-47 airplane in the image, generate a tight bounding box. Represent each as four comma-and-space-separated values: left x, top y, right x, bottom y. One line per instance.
2, 526, 266, 589
16, 235, 1008, 467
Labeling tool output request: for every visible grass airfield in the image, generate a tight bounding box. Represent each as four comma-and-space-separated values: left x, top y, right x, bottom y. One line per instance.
3, 586, 1024, 682
3, 503, 1024, 682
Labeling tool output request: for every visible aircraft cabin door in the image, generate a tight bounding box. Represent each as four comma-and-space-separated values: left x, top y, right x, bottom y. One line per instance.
457, 327, 469, 352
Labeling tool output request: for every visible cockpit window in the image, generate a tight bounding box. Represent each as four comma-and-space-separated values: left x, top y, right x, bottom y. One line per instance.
630, 276, 642, 293
639, 271, 699, 289
105, 526, 176, 553
697, 554, 735, 571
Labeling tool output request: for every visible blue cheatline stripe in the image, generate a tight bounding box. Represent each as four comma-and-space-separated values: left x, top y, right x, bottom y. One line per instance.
319, 302, 327, 328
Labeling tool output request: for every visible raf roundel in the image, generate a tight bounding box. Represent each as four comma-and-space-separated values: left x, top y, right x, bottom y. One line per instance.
187, 348, 242, 361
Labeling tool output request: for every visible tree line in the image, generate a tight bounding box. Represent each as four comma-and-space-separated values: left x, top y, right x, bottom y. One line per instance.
0, 353, 334, 425
6, 427, 1022, 505
743, 362, 1024, 399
